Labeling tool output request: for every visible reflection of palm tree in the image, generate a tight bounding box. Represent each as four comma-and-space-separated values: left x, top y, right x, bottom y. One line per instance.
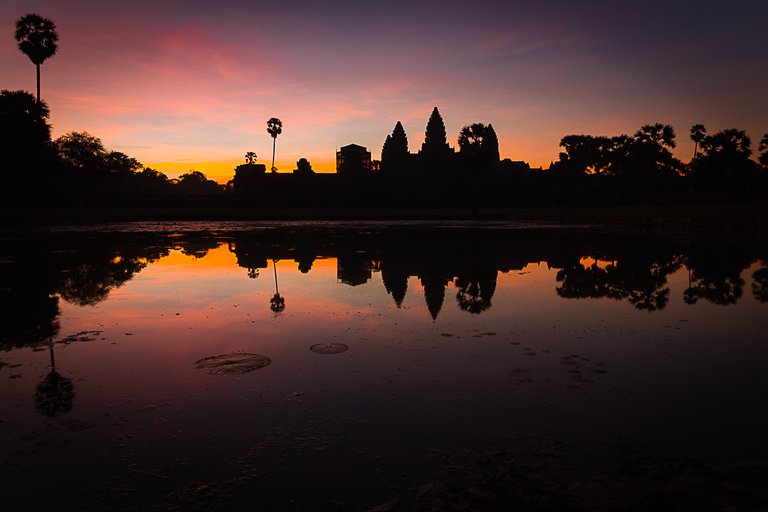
270, 259, 285, 313
455, 273, 497, 314
34, 338, 75, 418
15, 13, 59, 103
267, 118, 282, 172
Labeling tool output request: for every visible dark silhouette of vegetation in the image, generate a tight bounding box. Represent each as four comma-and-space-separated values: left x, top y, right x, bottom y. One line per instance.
758, 134, 768, 168
690, 124, 706, 161
0, 90, 55, 203
2, 5, 765, 210
35, 339, 75, 418
175, 170, 224, 196
458, 123, 500, 171
267, 117, 282, 172
14, 13, 58, 103
0, 229, 765, 361
690, 127, 759, 194
2, 81, 767, 208
293, 157, 315, 176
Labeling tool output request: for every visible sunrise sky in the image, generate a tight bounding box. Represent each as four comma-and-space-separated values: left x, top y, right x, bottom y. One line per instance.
2, 0, 766, 182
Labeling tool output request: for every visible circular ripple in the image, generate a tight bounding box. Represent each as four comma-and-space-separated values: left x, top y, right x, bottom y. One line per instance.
193, 353, 271, 375
310, 343, 349, 355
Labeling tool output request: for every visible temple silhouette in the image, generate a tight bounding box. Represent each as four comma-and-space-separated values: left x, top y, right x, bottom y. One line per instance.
4, 85, 768, 208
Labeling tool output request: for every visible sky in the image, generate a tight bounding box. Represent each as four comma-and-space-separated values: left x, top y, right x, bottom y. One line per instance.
2, 0, 766, 182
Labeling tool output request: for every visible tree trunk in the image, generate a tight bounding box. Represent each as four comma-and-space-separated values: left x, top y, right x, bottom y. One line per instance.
36, 63, 41, 103
271, 138, 276, 173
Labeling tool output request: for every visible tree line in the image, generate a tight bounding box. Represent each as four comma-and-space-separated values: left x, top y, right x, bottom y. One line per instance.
4, 12, 768, 208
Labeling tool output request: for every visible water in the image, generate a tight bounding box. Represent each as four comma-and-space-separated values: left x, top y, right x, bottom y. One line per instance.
1, 223, 767, 510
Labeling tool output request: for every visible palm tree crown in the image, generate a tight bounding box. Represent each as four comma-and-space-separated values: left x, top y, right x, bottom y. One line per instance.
267, 118, 282, 138
267, 118, 282, 172
15, 13, 59, 103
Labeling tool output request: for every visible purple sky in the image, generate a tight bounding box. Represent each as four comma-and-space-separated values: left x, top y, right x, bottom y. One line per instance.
2, 0, 766, 180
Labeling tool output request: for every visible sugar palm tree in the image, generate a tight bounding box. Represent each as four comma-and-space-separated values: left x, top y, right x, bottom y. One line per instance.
267, 118, 282, 172
690, 124, 706, 160
14, 13, 59, 103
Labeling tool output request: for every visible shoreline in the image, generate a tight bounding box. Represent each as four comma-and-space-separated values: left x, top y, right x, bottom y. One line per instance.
3, 200, 767, 237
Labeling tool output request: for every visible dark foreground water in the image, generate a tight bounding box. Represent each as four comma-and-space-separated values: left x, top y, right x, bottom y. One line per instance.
1, 222, 767, 511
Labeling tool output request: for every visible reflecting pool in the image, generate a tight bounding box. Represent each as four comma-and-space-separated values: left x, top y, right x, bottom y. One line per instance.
1, 222, 767, 510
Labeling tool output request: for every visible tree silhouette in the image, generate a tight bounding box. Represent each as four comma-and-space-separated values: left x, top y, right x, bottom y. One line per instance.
176, 170, 223, 195
690, 124, 706, 161
103, 150, 142, 175
267, 118, 282, 172
54, 131, 107, 171
458, 123, 500, 170
458, 123, 486, 160
482, 124, 500, 163
557, 134, 614, 174
14, 14, 58, 103
693, 129, 756, 190
0, 90, 52, 196
245, 151, 257, 164
455, 271, 497, 314
35, 339, 75, 418
701, 129, 752, 158
683, 249, 749, 306
759, 134, 768, 168
621, 124, 681, 189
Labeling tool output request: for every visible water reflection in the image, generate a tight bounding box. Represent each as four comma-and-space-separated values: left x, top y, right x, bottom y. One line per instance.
34, 338, 75, 417
1, 225, 767, 510
754, 264, 768, 302
1, 229, 767, 353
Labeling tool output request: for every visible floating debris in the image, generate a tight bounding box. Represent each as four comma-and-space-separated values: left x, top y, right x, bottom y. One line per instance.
193, 353, 272, 375
309, 343, 349, 355
57, 330, 104, 345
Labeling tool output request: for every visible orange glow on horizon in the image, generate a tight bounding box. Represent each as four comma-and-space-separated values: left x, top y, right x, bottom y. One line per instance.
146, 159, 340, 183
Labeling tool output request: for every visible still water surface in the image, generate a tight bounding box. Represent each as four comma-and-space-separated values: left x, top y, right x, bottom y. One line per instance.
1, 223, 767, 509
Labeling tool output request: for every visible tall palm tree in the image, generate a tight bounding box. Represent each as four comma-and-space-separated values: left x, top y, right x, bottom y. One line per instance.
14, 13, 59, 103
267, 117, 282, 172
690, 124, 706, 160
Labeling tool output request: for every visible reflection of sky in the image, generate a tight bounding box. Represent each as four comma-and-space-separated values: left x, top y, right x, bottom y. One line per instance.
2, 0, 766, 181
2, 239, 768, 508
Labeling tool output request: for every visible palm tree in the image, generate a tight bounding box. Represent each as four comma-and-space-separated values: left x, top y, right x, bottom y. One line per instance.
14, 13, 59, 103
266, 118, 282, 172
690, 124, 706, 160
244, 151, 257, 164
270, 259, 285, 313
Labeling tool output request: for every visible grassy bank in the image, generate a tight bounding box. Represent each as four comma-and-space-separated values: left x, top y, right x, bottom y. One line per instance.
2, 200, 767, 237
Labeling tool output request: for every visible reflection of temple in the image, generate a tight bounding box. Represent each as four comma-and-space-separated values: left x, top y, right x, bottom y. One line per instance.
3, 229, 756, 345
337, 253, 373, 286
